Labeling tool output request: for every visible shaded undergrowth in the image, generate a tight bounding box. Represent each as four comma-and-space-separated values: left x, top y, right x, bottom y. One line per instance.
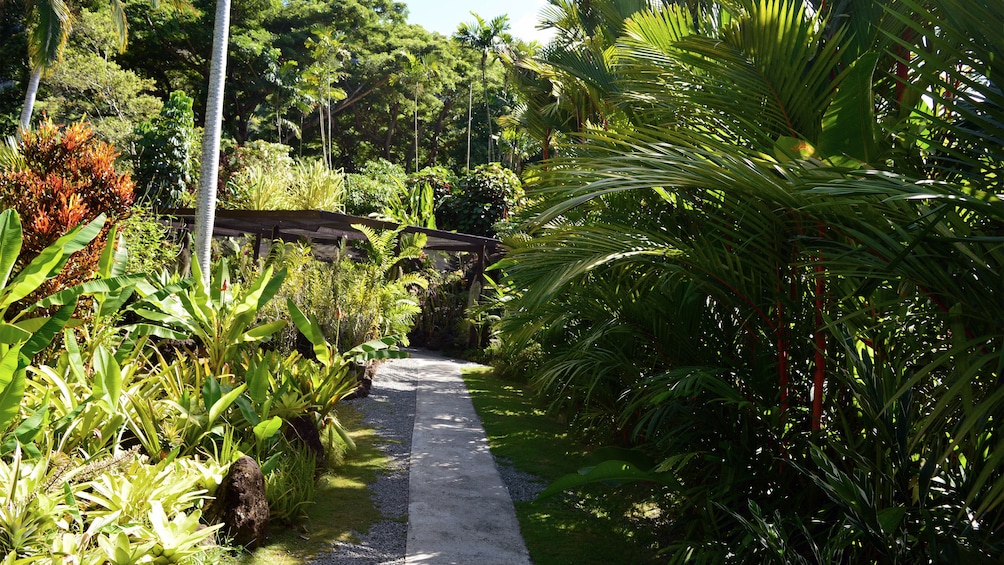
463, 366, 667, 564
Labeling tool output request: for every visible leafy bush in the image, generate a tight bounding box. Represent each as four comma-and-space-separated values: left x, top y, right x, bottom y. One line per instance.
0, 121, 134, 304
438, 163, 522, 237
344, 159, 407, 216
218, 140, 296, 208
262, 438, 316, 524
118, 206, 179, 274
226, 158, 345, 212
132, 90, 197, 209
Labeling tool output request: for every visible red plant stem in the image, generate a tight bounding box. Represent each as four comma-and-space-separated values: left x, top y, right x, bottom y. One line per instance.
812, 258, 826, 431
777, 298, 790, 421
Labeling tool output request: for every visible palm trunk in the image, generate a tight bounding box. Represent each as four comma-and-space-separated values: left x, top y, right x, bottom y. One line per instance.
414, 90, 419, 172
19, 67, 42, 132
482, 63, 492, 163
466, 81, 473, 170
194, 0, 232, 286
318, 103, 328, 168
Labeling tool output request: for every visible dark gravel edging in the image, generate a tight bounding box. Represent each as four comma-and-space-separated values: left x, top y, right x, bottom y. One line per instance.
310, 364, 417, 565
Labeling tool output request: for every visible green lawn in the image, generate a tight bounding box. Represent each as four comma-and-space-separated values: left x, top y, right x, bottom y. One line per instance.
462, 367, 666, 564
235, 405, 388, 564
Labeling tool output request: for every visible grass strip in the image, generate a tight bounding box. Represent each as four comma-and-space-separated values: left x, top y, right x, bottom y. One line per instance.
462, 366, 664, 564
236, 404, 388, 564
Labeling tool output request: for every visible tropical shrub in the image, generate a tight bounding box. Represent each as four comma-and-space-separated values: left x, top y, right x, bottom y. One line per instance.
438, 163, 522, 237
218, 140, 296, 208
260, 228, 428, 354
132, 90, 198, 209
118, 206, 180, 275
0, 121, 134, 305
497, 0, 1004, 561
344, 159, 407, 216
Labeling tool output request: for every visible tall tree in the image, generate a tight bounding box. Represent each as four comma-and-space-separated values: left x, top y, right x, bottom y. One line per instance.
401, 50, 438, 172
455, 12, 511, 165
193, 0, 231, 283
18, 0, 71, 130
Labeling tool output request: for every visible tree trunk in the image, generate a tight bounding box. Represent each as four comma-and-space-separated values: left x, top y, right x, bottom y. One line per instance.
414, 90, 419, 172
194, 0, 232, 287
466, 81, 472, 170
19, 67, 42, 132
482, 63, 492, 163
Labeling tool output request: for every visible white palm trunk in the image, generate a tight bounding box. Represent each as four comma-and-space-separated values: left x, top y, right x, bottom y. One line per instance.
19, 67, 42, 132
194, 0, 232, 286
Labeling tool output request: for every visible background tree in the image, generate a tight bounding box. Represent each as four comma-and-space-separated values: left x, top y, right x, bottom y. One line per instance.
34, 5, 162, 149
133, 89, 197, 208
455, 12, 511, 165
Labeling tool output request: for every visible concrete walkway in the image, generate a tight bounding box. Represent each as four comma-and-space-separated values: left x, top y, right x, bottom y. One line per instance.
400, 352, 532, 565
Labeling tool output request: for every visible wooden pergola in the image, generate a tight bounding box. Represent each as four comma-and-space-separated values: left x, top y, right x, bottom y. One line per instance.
160, 208, 503, 275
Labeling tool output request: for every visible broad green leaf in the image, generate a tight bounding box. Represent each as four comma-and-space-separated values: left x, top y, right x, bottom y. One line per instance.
877, 506, 907, 535
0, 210, 22, 289
818, 52, 880, 165
287, 299, 329, 364
21, 300, 77, 359
202, 375, 222, 414
34, 274, 144, 309
63, 329, 86, 382
92, 345, 123, 412
0, 323, 31, 344
243, 320, 287, 342
253, 416, 282, 442
0, 346, 26, 431
13, 396, 48, 445
234, 395, 260, 426
120, 323, 189, 340
208, 384, 247, 426
96, 225, 119, 279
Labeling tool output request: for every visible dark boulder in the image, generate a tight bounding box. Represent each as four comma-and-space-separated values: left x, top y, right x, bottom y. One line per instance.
203, 456, 270, 549
283, 414, 324, 467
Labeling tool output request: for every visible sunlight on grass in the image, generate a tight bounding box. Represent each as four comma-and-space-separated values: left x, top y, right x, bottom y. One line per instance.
234, 405, 389, 565
461, 367, 664, 564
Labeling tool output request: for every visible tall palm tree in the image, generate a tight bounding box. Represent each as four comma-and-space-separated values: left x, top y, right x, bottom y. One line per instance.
401, 51, 439, 172
193, 0, 232, 285
497, 0, 1004, 560
455, 12, 511, 165
19, 0, 72, 131
17, 0, 151, 131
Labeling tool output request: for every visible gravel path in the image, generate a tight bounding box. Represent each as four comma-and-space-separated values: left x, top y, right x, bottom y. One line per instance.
311, 362, 417, 565
309, 352, 544, 564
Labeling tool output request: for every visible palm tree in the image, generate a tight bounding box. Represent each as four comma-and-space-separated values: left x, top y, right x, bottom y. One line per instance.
193, 0, 232, 285
19, 0, 72, 131
497, 0, 1004, 560
17, 0, 162, 131
400, 51, 439, 172
455, 12, 511, 166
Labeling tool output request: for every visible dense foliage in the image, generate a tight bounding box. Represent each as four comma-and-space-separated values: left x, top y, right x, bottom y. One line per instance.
0, 121, 134, 303
133, 91, 198, 209
493, 0, 1004, 561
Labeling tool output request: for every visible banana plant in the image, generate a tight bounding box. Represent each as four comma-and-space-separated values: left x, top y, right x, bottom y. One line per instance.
128, 257, 288, 373
287, 298, 407, 448
0, 210, 112, 444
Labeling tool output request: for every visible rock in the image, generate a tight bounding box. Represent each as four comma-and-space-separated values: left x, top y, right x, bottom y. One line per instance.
343, 361, 380, 400
154, 338, 198, 364
283, 414, 324, 467
204, 456, 270, 549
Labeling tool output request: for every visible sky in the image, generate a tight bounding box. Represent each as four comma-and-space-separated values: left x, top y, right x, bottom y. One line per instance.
402, 0, 555, 44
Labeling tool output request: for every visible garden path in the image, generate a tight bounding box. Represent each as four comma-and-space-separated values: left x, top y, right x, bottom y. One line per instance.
311, 351, 532, 565
403, 352, 532, 564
